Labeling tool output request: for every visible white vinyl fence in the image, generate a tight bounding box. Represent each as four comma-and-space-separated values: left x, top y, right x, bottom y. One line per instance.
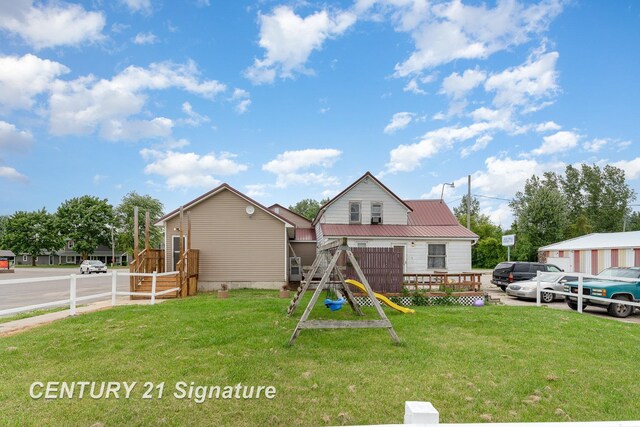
534, 271, 640, 314
0, 270, 179, 317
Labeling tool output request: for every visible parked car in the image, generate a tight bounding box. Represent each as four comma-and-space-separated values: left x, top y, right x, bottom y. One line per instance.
80, 260, 107, 274
506, 273, 580, 303
491, 262, 563, 291
564, 267, 640, 318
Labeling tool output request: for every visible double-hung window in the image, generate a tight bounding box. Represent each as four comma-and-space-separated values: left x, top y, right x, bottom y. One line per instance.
427, 244, 446, 269
349, 201, 361, 224
371, 202, 383, 224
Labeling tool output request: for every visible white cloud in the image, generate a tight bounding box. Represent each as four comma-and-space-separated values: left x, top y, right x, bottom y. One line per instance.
245, 6, 356, 84
0, 54, 69, 110
49, 60, 225, 141
133, 32, 157, 45
0, 121, 34, 150
245, 184, 267, 198
440, 68, 486, 99
0, 1, 105, 49
535, 121, 561, 132
485, 50, 559, 110
180, 102, 210, 126
403, 74, 436, 95
93, 174, 107, 184
583, 138, 608, 153
612, 157, 640, 180
460, 134, 492, 158
384, 112, 415, 134
141, 149, 248, 189
531, 130, 580, 156
263, 148, 341, 188
384, 0, 564, 76
0, 165, 28, 183
231, 88, 251, 114
119, 0, 151, 14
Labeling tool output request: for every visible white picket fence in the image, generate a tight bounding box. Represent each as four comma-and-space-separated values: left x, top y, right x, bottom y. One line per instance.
0, 270, 179, 317
534, 271, 640, 313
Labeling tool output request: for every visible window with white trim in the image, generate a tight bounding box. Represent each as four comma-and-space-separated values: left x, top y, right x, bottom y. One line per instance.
349, 201, 361, 224
371, 202, 383, 224
22, 255, 28, 262
428, 244, 446, 269
356, 242, 367, 248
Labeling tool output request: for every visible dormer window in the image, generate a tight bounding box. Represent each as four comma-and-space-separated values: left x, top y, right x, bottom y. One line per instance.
349, 201, 361, 224
371, 202, 383, 224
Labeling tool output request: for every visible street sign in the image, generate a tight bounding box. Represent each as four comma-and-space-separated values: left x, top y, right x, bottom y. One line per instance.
502, 234, 515, 246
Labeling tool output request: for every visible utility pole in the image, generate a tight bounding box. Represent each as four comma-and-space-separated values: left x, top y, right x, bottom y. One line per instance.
466, 174, 471, 230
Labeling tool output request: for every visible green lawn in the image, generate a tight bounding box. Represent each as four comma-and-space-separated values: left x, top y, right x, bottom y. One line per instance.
1, 290, 639, 426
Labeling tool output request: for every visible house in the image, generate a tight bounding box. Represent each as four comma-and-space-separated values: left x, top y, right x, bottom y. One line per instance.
155, 184, 297, 291
0, 250, 15, 272
268, 204, 317, 268
539, 231, 640, 274
313, 172, 478, 273
16, 240, 129, 266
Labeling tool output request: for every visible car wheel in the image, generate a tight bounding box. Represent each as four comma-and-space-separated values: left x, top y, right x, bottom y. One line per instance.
541, 291, 554, 304
567, 301, 586, 311
80, 269, 84, 274
607, 295, 634, 318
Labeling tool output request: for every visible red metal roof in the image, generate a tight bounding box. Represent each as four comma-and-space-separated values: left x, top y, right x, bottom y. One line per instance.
320, 224, 477, 239
405, 200, 459, 226
294, 228, 317, 241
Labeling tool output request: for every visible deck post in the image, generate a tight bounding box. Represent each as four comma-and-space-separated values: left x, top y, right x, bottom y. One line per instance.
151, 270, 157, 305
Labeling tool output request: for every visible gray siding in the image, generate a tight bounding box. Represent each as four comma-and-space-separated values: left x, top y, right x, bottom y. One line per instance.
164, 188, 287, 283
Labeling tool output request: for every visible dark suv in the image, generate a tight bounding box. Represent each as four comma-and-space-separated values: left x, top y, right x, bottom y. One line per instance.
491, 262, 563, 291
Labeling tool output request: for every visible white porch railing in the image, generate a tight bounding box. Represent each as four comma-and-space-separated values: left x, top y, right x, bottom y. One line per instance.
0, 270, 179, 317
534, 272, 640, 313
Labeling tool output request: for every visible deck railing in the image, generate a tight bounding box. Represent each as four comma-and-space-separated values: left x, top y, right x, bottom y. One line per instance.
402, 272, 482, 293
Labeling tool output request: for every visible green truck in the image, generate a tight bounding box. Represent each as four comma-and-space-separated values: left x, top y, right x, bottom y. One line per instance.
564, 267, 640, 318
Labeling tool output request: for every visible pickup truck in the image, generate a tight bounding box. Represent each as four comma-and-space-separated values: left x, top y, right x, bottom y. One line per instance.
564, 267, 640, 318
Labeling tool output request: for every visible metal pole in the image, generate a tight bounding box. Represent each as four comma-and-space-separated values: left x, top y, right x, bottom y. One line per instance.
467, 174, 471, 230
111, 270, 118, 306
70, 274, 77, 316
507, 246, 511, 262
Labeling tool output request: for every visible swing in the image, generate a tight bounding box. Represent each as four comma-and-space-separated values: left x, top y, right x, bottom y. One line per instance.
323, 277, 346, 311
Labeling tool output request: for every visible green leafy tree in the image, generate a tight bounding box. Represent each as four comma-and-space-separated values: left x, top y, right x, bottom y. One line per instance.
115, 192, 164, 253
627, 211, 640, 231
289, 198, 329, 221
2, 209, 63, 266
56, 196, 114, 260
0, 215, 8, 245
454, 195, 506, 267
510, 175, 570, 261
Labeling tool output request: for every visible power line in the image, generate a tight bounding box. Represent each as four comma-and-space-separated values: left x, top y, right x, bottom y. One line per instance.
473, 194, 512, 202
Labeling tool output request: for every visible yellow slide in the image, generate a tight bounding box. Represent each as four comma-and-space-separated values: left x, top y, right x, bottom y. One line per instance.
345, 279, 415, 314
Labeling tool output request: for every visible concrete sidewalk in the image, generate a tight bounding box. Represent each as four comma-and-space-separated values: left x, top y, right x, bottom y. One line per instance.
0, 298, 161, 337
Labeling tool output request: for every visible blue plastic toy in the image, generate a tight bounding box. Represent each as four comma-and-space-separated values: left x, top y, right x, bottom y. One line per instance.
324, 298, 346, 311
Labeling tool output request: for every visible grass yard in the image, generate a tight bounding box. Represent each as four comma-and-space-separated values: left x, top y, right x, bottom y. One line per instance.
1, 290, 639, 426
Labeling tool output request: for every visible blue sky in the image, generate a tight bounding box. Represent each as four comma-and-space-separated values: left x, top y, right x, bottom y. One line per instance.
1, 0, 639, 227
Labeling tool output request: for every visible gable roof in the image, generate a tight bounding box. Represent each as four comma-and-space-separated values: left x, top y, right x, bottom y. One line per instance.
155, 183, 295, 227
320, 224, 478, 239
539, 231, 640, 251
268, 204, 313, 228
0, 250, 15, 257
312, 171, 412, 226
405, 200, 460, 226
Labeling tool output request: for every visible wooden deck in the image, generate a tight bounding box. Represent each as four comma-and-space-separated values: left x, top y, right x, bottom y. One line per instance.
129, 248, 199, 299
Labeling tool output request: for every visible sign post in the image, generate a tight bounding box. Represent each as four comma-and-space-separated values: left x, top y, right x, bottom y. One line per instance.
502, 234, 515, 261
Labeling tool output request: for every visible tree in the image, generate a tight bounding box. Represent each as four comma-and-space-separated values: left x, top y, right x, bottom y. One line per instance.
115, 192, 164, 253
627, 211, 640, 231
56, 196, 114, 259
0, 215, 8, 244
289, 198, 329, 221
2, 209, 64, 266
510, 175, 569, 261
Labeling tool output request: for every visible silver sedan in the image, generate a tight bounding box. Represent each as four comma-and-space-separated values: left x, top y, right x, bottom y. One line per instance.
506, 273, 579, 303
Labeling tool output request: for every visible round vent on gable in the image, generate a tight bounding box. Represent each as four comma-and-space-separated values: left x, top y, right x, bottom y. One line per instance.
246, 205, 255, 216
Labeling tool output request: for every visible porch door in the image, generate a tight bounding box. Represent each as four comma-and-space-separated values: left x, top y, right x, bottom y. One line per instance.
172, 236, 187, 271
393, 245, 406, 273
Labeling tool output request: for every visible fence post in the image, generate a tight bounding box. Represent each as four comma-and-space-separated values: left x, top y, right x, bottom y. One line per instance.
151, 270, 157, 305
111, 270, 118, 306
536, 271, 541, 307
578, 274, 584, 314
70, 274, 77, 316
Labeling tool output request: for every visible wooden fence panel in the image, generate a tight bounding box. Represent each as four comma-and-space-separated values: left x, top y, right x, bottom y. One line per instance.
346, 247, 403, 294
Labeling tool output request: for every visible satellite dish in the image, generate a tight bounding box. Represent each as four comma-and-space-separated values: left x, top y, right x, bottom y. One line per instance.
246, 205, 255, 215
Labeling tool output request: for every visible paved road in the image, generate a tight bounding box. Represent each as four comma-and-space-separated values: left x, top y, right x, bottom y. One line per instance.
0, 268, 130, 313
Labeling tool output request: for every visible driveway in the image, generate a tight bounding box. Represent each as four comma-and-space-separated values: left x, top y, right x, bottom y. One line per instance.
479, 272, 640, 324
0, 268, 130, 313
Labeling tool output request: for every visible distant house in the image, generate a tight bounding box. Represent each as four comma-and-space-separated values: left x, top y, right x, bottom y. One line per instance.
268, 204, 317, 268
0, 250, 15, 272
16, 240, 129, 266
539, 231, 640, 274
155, 184, 297, 290
312, 172, 478, 273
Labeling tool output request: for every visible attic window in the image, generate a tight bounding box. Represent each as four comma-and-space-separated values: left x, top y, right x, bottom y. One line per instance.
371, 202, 383, 224
349, 201, 361, 224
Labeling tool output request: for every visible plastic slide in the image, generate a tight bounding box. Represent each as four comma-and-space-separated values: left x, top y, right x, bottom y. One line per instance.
344, 279, 415, 314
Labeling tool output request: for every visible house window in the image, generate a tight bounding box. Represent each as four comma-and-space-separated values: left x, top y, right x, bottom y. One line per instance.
65, 256, 75, 264
428, 244, 446, 269
356, 242, 367, 248
67, 240, 74, 249
371, 202, 383, 224
349, 201, 361, 224
22, 255, 28, 262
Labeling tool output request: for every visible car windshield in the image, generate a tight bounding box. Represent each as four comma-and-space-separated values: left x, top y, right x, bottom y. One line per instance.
89, 261, 103, 266
537, 273, 557, 282
598, 268, 640, 279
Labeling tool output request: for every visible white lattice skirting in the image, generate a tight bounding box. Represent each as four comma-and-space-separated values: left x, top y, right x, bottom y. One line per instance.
354, 295, 485, 307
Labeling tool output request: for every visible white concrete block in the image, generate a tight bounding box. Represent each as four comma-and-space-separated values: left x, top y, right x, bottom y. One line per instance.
404, 401, 439, 425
